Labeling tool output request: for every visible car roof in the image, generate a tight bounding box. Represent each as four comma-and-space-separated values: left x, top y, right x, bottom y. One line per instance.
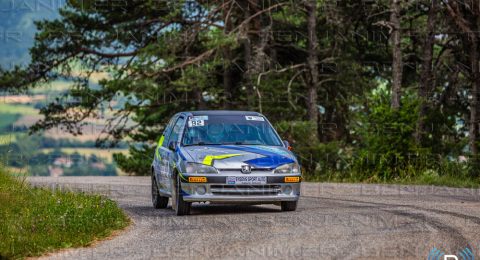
183, 110, 262, 116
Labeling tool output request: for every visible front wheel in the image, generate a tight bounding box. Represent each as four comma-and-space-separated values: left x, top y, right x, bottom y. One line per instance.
281, 201, 298, 211
172, 174, 191, 216
152, 175, 168, 209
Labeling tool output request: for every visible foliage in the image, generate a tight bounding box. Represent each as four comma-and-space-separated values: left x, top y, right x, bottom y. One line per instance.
351, 88, 421, 179
275, 120, 346, 176
113, 144, 153, 176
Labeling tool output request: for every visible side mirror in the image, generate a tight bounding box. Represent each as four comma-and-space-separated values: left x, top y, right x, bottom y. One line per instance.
283, 140, 292, 150
168, 141, 178, 151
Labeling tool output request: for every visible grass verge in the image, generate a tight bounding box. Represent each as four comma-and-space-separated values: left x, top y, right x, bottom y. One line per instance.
0, 169, 130, 259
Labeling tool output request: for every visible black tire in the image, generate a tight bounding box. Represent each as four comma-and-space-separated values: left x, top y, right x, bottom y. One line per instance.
152, 175, 169, 209
281, 201, 298, 211
173, 174, 191, 216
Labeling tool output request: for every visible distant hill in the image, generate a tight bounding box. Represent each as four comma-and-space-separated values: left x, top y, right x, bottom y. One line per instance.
0, 0, 60, 67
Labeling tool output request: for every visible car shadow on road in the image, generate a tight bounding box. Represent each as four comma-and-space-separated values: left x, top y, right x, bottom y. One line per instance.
121, 203, 286, 217
189, 203, 281, 216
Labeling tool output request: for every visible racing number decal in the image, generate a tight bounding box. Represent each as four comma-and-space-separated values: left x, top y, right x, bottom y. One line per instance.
188, 119, 204, 127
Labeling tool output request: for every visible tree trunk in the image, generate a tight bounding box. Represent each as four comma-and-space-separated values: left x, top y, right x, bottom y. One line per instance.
469, 38, 480, 157
415, 0, 437, 145
242, 0, 257, 110
470, 2, 480, 159
222, 4, 233, 109
223, 48, 233, 109
243, 36, 254, 109
306, 0, 319, 131
194, 88, 206, 110
390, 0, 402, 109
444, 0, 480, 157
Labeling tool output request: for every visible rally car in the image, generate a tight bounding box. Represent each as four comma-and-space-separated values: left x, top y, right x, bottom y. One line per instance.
151, 111, 301, 215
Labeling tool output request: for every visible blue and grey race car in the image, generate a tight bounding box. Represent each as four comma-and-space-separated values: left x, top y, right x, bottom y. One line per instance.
151, 111, 301, 215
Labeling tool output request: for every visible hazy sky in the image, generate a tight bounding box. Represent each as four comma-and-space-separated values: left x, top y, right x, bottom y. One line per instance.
0, 0, 61, 68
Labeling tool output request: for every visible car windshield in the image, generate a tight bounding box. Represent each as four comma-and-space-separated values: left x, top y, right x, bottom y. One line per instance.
182, 115, 283, 146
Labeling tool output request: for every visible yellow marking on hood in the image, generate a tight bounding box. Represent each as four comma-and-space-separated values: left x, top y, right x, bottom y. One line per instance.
202, 154, 243, 166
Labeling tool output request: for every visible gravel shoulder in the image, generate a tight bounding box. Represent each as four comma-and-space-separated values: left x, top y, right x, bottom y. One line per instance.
28, 177, 480, 260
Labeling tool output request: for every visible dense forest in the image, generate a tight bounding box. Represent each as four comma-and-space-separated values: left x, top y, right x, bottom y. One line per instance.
1, 0, 479, 183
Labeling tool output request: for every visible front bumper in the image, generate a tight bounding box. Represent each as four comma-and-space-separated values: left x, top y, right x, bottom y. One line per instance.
179, 173, 301, 203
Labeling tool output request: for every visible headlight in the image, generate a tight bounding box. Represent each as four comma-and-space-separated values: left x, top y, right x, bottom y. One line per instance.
274, 163, 300, 174
185, 163, 218, 174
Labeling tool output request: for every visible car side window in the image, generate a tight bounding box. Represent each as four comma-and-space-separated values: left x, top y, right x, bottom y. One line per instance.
167, 117, 185, 145
161, 116, 177, 148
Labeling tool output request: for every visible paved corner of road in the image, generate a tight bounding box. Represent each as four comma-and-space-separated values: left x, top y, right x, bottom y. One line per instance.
28, 177, 480, 260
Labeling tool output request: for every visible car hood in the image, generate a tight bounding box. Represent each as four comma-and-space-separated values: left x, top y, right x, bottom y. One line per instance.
180, 145, 296, 169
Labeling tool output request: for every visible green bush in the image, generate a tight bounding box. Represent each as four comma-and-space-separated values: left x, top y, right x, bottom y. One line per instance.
274, 89, 479, 187
275, 121, 348, 177
349, 88, 422, 179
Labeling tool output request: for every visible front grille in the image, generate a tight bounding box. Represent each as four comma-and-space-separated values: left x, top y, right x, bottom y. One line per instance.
210, 185, 281, 196
217, 169, 273, 174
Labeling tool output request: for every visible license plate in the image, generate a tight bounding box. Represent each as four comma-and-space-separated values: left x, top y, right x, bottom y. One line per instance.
226, 176, 267, 185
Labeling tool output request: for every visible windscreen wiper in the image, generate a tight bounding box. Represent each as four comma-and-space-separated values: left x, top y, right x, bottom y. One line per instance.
183, 142, 222, 146
220, 142, 243, 145
222, 142, 264, 145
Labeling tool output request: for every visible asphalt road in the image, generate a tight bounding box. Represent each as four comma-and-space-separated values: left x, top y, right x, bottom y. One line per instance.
28, 177, 480, 260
